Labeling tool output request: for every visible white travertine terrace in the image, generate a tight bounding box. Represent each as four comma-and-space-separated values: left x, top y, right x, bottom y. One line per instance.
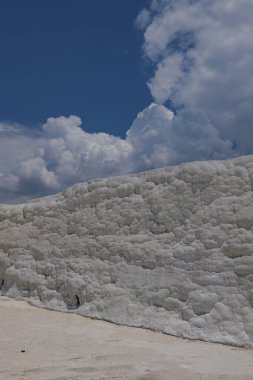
0, 156, 253, 347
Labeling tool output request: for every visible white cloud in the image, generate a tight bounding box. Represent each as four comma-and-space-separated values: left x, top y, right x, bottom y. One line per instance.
2, 0, 252, 203
147, 54, 185, 104
0, 103, 235, 203
0, 116, 133, 203
135, 8, 151, 29
41, 115, 133, 186
127, 103, 234, 172
137, 0, 253, 153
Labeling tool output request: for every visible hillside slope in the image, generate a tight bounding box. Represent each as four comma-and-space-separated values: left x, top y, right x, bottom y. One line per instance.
0, 156, 253, 347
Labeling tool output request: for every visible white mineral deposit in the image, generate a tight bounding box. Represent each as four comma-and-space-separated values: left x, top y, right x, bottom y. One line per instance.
0, 156, 253, 349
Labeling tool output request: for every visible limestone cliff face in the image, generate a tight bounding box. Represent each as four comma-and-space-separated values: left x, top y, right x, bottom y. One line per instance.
0, 156, 253, 347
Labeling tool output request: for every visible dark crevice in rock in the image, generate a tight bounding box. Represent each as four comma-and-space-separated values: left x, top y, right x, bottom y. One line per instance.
66, 295, 81, 310
75, 295, 80, 307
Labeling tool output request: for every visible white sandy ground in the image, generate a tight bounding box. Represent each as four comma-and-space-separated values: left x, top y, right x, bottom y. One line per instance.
0, 297, 253, 380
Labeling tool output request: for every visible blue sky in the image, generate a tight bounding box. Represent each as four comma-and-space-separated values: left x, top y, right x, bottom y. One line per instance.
0, 0, 151, 136
1, 0, 253, 203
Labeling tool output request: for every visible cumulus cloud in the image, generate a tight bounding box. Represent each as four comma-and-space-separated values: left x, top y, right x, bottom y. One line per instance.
1, 0, 252, 203
0, 103, 234, 203
128, 103, 234, 172
137, 0, 253, 153
0, 116, 133, 203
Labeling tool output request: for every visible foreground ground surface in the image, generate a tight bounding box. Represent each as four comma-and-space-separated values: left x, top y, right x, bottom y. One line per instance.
0, 297, 252, 380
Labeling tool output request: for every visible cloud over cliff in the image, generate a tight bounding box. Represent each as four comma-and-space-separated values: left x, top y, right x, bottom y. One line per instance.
0, 103, 234, 203
1, 0, 253, 203
137, 0, 253, 153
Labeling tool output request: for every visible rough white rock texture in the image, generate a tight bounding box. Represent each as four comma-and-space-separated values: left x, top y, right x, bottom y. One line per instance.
0, 156, 253, 348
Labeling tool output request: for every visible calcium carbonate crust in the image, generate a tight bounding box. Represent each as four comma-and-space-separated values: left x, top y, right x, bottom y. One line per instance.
0, 156, 253, 348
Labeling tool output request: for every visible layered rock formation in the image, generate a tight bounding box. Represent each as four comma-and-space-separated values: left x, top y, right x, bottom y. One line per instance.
0, 156, 253, 347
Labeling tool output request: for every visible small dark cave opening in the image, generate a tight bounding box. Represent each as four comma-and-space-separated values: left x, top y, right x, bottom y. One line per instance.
75, 295, 80, 308
66, 294, 80, 310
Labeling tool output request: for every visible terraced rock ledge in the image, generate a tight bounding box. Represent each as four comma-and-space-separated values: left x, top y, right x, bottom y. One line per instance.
0, 155, 253, 347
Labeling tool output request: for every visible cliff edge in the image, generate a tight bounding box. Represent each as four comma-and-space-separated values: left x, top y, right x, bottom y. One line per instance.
0, 156, 253, 347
